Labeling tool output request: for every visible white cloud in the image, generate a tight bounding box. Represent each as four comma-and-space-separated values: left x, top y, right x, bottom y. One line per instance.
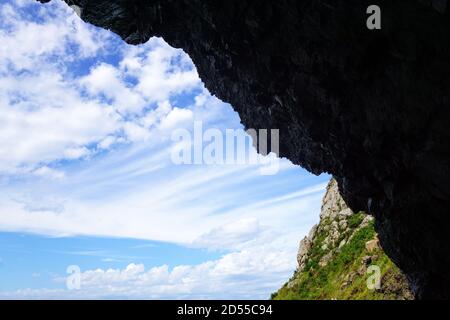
0, 241, 296, 299
0, 1, 203, 175
160, 107, 194, 131
0, 1, 108, 72
193, 218, 263, 250
0, 2, 118, 173
0, 81, 119, 172
64, 147, 91, 160
80, 63, 147, 114
80, 41, 200, 114
140, 100, 173, 128
97, 136, 117, 150
0, 157, 325, 246
122, 122, 150, 142
33, 166, 65, 180
120, 43, 200, 103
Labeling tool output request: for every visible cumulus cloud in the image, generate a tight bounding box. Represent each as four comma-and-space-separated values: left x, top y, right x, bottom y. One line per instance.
1, 242, 296, 299
0, 1, 107, 71
119, 43, 200, 103
0, 72, 119, 172
80, 63, 147, 114
0, 0, 203, 175
160, 107, 194, 131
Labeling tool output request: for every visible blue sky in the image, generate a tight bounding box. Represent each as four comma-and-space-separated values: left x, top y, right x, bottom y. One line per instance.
0, 0, 330, 299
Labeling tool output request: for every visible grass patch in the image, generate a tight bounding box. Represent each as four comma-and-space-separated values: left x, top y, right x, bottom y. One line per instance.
272, 216, 409, 300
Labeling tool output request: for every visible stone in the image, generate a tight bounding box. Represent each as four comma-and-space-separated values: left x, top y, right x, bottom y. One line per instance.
338, 208, 354, 218
297, 236, 312, 270
362, 255, 373, 266
339, 220, 348, 230
360, 215, 374, 228
319, 251, 333, 267
366, 238, 381, 253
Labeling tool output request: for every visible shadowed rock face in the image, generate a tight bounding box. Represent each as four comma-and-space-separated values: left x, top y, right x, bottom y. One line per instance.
37, 0, 450, 299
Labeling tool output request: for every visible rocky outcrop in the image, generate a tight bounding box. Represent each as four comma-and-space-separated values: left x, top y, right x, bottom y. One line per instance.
275, 179, 413, 300
366, 238, 381, 253
37, 0, 450, 298
296, 180, 374, 270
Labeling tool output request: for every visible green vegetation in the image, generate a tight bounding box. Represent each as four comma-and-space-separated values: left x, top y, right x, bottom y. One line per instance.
272, 212, 411, 300
347, 212, 365, 229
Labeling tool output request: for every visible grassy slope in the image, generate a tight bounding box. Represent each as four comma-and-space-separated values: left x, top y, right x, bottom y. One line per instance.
272, 213, 410, 300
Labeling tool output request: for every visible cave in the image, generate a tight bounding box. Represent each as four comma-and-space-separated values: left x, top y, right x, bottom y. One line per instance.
37, 0, 450, 299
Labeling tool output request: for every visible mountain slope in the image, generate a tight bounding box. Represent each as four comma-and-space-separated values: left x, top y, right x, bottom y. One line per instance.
273, 179, 412, 300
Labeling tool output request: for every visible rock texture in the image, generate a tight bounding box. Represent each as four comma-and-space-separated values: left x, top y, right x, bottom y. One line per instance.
37, 0, 450, 299
297, 179, 375, 272
276, 179, 413, 300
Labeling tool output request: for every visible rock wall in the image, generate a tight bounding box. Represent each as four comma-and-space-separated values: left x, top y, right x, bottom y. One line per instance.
275, 179, 413, 300
297, 180, 373, 271
37, 0, 450, 299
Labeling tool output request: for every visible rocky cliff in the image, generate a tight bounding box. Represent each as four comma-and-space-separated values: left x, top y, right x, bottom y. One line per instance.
274, 179, 413, 300
37, 0, 450, 298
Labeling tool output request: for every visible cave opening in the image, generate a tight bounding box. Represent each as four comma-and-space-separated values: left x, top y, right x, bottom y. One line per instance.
0, 0, 334, 299
10, 0, 450, 300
